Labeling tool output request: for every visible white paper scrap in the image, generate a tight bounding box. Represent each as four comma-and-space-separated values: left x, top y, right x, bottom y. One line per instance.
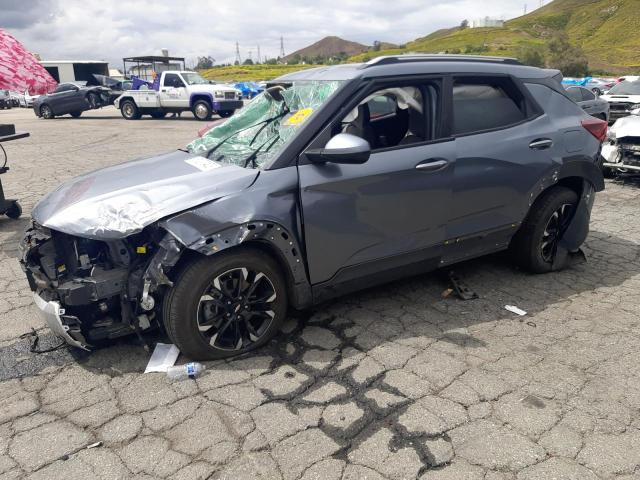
144, 343, 180, 373
185, 156, 221, 171
505, 305, 527, 316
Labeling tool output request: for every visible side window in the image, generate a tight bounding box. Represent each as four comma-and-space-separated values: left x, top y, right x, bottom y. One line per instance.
581, 88, 596, 101
163, 73, 184, 88
368, 95, 397, 119
337, 83, 440, 150
452, 77, 528, 135
54, 84, 69, 93
565, 87, 583, 103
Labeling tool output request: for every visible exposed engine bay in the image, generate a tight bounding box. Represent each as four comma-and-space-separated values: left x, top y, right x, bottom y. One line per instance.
19, 223, 182, 349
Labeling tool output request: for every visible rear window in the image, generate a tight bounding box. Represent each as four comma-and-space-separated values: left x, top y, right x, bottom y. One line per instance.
452, 78, 528, 135
565, 87, 583, 103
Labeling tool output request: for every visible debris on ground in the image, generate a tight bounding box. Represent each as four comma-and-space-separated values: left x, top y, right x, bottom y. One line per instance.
447, 271, 479, 300
144, 343, 180, 373
166, 362, 206, 380
505, 305, 527, 316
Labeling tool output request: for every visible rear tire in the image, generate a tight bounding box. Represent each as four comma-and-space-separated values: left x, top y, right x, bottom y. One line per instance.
150, 111, 167, 119
40, 104, 54, 119
120, 100, 141, 120
192, 100, 212, 121
218, 110, 235, 118
511, 186, 579, 273
70, 111, 82, 118
163, 249, 287, 360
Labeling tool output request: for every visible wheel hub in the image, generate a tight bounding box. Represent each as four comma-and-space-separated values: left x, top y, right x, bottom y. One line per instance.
196, 267, 276, 351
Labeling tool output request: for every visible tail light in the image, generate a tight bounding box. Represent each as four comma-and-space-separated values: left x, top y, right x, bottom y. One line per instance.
581, 118, 608, 142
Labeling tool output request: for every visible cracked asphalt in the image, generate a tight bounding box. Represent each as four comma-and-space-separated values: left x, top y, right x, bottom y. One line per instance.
1, 107, 640, 479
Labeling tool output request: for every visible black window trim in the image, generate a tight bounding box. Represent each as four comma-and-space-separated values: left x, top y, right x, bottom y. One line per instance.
447, 73, 544, 139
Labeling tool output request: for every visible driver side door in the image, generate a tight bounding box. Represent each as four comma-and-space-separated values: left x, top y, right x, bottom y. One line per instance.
298, 78, 455, 296
159, 73, 188, 108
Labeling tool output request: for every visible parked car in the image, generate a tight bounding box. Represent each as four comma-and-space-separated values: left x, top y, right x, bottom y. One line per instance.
114, 70, 243, 120
33, 81, 112, 119
0, 90, 12, 109
20, 90, 40, 108
562, 77, 614, 95
600, 81, 640, 123
234, 81, 264, 99
20, 55, 606, 359
564, 86, 609, 121
8, 91, 21, 107
601, 107, 640, 175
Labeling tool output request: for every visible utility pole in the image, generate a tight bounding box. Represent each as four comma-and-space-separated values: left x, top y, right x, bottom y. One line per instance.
279, 36, 286, 58
234, 42, 241, 64
524, 3, 527, 14
257, 45, 261, 64
248, 50, 252, 63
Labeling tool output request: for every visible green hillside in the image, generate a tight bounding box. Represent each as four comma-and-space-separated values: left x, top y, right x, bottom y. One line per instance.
200, 64, 318, 82
350, 0, 640, 73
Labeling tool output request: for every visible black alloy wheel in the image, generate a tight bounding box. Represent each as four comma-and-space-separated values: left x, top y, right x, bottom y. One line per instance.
540, 203, 574, 263
196, 267, 277, 351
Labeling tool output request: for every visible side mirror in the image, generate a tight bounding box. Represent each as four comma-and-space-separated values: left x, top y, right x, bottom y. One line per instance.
306, 133, 371, 164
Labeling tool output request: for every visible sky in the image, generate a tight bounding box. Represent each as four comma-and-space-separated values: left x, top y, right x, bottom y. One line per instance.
2, 0, 537, 67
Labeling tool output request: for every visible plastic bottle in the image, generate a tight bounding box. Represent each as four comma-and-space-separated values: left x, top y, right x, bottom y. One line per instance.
166, 362, 205, 380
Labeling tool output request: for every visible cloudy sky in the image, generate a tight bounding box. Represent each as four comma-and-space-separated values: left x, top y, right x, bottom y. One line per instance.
2, 0, 535, 66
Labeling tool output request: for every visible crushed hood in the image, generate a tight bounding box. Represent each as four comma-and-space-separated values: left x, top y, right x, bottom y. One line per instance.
32, 150, 258, 240
610, 114, 640, 139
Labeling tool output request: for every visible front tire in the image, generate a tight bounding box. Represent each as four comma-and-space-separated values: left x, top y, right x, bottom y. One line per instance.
511, 186, 579, 273
192, 100, 212, 121
163, 249, 288, 360
120, 100, 141, 120
70, 111, 82, 118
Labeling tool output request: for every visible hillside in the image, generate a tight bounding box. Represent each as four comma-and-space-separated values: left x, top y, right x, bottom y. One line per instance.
350, 0, 640, 73
199, 63, 318, 82
283, 36, 368, 62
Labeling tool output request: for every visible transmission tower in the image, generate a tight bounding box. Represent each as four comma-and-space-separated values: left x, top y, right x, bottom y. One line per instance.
279, 36, 285, 58
234, 42, 241, 64
248, 50, 253, 62
257, 45, 261, 64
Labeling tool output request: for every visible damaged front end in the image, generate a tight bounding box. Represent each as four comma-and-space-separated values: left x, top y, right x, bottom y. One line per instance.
19, 223, 182, 350
602, 111, 640, 173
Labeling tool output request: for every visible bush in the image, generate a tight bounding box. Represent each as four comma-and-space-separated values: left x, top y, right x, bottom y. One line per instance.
517, 45, 546, 67
546, 34, 589, 76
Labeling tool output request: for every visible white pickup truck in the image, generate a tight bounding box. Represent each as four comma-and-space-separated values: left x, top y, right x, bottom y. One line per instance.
114, 71, 243, 121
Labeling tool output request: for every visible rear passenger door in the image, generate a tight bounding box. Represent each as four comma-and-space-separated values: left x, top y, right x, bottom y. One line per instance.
445, 75, 555, 262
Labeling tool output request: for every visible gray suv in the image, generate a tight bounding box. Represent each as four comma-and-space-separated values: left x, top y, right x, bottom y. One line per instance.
20, 55, 606, 359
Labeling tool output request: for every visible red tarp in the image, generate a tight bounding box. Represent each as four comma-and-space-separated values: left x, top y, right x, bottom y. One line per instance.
0, 29, 57, 94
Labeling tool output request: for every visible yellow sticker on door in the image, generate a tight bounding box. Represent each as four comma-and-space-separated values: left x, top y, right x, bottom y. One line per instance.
286, 108, 313, 126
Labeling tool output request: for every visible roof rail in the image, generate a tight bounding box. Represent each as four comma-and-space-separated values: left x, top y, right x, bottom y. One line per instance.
360, 54, 523, 69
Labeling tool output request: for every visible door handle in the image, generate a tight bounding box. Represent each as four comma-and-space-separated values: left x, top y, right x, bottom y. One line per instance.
415, 158, 449, 172
529, 138, 553, 150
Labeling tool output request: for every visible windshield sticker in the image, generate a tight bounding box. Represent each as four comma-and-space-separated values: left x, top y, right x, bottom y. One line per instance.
285, 108, 313, 126
185, 157, 221, 171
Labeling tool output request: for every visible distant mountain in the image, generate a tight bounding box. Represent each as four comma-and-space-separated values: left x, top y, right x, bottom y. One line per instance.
349, 0, 640, 73
283, 36, 368, 62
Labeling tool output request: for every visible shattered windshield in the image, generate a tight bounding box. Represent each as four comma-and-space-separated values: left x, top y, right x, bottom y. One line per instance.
187, 80, 344, 169
608, 81, 640, 95
182, 72, 209, 85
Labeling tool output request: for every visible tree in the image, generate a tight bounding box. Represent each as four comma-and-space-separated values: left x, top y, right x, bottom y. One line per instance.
460, 19, 469, 29
372, 40, 382, 52
546, 34, 588, 76
195, 56, 215, 69
242, 58, 254, 65
517, 45, 545, 67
